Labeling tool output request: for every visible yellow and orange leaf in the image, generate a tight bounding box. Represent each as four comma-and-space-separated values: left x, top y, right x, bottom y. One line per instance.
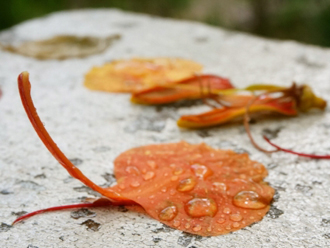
84, 57, 203, 93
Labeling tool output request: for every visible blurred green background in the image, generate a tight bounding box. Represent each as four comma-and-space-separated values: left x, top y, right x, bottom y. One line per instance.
1, 0, 330, 47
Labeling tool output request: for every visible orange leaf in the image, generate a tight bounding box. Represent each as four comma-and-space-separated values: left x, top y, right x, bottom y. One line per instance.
131, 74, 234, 104
111, 141, 274, 236
178, 96, 298, 128
84, 57, 203, 93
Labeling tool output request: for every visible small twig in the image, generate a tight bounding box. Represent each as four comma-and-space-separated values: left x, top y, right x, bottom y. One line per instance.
243, 95, 278, 153
263, 136, 330, 159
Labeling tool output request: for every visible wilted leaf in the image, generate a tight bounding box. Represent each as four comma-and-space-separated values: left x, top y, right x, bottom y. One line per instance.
1, 35, 120, 60
84, 57, 203, 93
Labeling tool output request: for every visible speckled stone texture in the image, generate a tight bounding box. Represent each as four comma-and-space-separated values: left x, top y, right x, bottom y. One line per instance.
1, 9, 330, 248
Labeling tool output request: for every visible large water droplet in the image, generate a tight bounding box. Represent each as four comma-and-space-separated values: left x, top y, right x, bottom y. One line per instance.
185, 198, 218, 218
191, 164, 213, 179
142, 171, 155, 181
177, 177, 197, 192
233, 191, 267, 209
159, 206, 178, 221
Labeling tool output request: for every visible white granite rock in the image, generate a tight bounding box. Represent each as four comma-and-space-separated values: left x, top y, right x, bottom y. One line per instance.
1, 9, 330, 248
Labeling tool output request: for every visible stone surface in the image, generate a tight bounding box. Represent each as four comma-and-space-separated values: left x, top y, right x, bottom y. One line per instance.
1, 8, 330, 248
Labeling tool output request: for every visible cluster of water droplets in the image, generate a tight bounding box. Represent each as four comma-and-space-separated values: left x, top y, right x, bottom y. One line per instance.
157, 162, 268, 233
120, 154, 268, 234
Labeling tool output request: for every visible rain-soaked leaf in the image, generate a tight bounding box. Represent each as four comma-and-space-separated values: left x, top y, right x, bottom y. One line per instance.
84, 57, 203, 93
111, 141, 274, 236
1, 35, 120, 60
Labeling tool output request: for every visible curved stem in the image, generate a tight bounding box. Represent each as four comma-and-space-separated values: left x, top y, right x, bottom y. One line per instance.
244, 95, 278, 153
18, 72, 132, 203
13, 199, 116, 224
263, 136, 330, 159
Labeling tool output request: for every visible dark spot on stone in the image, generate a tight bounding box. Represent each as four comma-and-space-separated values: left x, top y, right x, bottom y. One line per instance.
262, 127, 282, 139
188, 246, 198, 248
155, 106, 163, 112
16, 180, 45, 191
215, 140, 235, 149
177, 233, 193, 247
34, 173, 46, 179
321, 123, 330, 129
153, 237, 162, 243
152, 224, 174, 233
267, 163, 278, 169
69, 158, 83, 166
102, 173, 116, 185
93, 146, 111, 153
59, 236, 64, 241
233, 147, 250, 154
73, 186, 101, 197
80, 219, 101, 232
274, 186, 286, 192
296, 55, 325, 69
312, 181, 322, 185
113, 22, 137, 28
321, 218, 330, 227
71, 208, 96, 219
196, 130, 210, 138
0, 189, 12, 195
27, 245, 38, 248
0, 223, 12, 232
11, 211, 27, 217
117, 205, 129, 212
120, 232, 125, 236
124, 115, 166, 133
323, 233, 330, 239
195, 36, 208, 43
295, 184, 313, 196
247, 222, 258, 228
279, 172, 287, 176
272, 190, 280, 202
63, 176, 74, 183
194, 235, 203, 241
267, 205, 284, 219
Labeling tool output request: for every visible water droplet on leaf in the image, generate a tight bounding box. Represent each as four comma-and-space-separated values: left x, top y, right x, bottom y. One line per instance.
185, 198, 218, 217
233, 191, 267, 209
130, 181, 140, 188
159, 206, 178, 221
143, 171, 155, 180
229, 213, 243, 222
191, 164, 213, 179
177, 177, 197, 192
